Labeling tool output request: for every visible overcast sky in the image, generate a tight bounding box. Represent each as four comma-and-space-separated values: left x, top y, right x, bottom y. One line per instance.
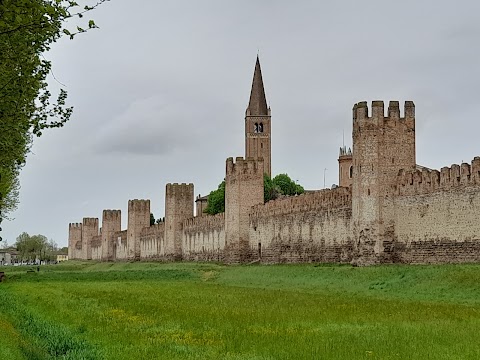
3, 0, 480, 247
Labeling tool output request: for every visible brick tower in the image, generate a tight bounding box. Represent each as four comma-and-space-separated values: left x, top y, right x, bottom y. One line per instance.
101, 210, 121, 261
164, 183, 194, 260
224, 157, 264, 263
245, 56, 271, 177
352, 101, 416, 263
82, 218, 99, 260
127, 200, 150, 260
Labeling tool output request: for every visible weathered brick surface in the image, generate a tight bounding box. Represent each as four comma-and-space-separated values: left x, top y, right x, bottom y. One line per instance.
139, 223, 168, 260
249, 188, 353, 263
182, 213, 225, 261
68, 223, 82, 259
101, 210, 121, 261
127, 200, 150, 260
165, 183, 194, 260
67, 89, 480, 265
225, 157, 264, 263
112, 230, 128, 260
82, 218, 99, 260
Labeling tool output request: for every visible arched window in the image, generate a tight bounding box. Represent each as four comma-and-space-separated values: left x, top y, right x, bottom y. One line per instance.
254, 123, 259, 133
349, 166, 353, 178
258, 123, 264, 133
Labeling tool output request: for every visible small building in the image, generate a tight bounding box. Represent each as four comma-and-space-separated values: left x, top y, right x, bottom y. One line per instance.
56, 254, 68, 262
0, 248, 19, 265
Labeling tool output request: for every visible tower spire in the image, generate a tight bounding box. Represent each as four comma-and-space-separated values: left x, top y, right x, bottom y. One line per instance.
247, 56, 268, 116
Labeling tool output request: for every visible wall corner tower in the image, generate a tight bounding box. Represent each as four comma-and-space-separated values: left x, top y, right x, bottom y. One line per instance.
245, 56, 271, 177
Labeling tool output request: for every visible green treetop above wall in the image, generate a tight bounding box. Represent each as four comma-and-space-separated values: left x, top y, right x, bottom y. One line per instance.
204, 174, 304, 215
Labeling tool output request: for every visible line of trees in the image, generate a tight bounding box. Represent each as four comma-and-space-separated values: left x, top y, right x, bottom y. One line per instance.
14, 232, 64, 262
204, 173, 305, 215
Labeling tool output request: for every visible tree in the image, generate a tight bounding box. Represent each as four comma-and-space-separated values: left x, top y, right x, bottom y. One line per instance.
15, 232, 57, 262
0, 1, 108, 223
272, 174, 304, 197
205, 174, 305, 215
204, 181, 225, 215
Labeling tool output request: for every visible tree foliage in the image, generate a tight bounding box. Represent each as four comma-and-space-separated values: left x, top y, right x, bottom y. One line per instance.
204, 181, 225, 215
15, 232, 58, 261
205, 174, 305, 215
0, 1, 108, 223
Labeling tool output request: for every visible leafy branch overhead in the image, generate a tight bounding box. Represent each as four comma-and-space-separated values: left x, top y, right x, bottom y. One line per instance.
0, 1, 108, 222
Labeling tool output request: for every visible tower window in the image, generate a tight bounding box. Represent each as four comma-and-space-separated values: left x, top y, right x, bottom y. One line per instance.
254, 123, 259, 133
258, 123, 264, 133
349, 166, 353, 178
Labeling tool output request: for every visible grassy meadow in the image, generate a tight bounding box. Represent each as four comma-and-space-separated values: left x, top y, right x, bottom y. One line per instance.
1, 261, 480, 359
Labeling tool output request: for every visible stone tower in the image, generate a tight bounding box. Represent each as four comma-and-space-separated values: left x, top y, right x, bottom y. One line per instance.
101, 210, 121, 261
352, 101, 416, 263
338, 146, 353, 188
82, 218, 99, 260
225, 157, 264, 263
164, 183, 194, 260
68, 222, 82, 259
127, 200, 150, 260
245, 56, 271, 177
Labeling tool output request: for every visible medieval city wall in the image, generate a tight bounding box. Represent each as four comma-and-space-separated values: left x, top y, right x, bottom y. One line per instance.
68, 223, 83, 260
182, 213, 225, 261
387, 158, 480, 263
113, 230, 128, 260
139, 223, 167, 260
91, 235, 102, 260
249, 187, 354, 263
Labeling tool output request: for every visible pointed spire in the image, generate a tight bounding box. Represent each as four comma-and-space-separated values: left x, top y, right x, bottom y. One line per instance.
247, 56, 268, 116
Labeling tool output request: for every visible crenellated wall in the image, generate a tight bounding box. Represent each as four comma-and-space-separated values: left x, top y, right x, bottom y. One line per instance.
182, 213, 225, 261
67, 96, 480, 266
127, 200, 150, 260
68, 223, 82, 260
82, 218, 99, 260
165, 183, 194, 260
396, 157, 480, 196
101, 210, 121, 261
249, 188, 353, 263
140, 223, 166, 260
225, 157, 264, 263
113, 230, 128, 260
91, 235, 102, 260
383, 157, 480, 263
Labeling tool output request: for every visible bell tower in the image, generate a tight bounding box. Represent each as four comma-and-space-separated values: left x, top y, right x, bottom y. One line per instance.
245, 56, 271, 177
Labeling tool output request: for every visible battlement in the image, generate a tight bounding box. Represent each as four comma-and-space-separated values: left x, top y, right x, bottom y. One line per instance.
183, 212, 225, 230
339, 146, 352, 157
128, 199, 150, 211
69, 223, 82, 229
102, 209, 121, 220
82, 218, 99, 227
250, 187, 352, 219
166, 183, 194, 197
140, 222, 165, 237
396, 157, 480, 196
226, 157, 264, 177
353, 100, 415, 124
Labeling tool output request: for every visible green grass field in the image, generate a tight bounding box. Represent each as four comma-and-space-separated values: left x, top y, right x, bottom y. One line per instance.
1, 262, 480, 359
